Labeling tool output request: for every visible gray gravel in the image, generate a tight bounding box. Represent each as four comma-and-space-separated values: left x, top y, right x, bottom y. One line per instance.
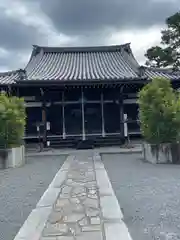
102, 153, 180, 240
0, 155, 66, 240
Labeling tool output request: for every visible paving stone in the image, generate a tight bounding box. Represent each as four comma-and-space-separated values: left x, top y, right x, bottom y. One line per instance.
76, 231, 103, 240
60, 186, 72, 198
56, 237, 74, 240
69, 197, 81, 204
48, 211, 63, 224
63, 213, 84, 223
41, 237, 74, 240
54, 202, 84, 215
43, 222, 69, 237
79, 217, 89, 226
41, 237, 57, 240
66, 178, 85, 186
83, 197, 99, 208
67, 222, 82, 235
82, 225, 102, 232
86, 207, 100, 217
88, 188, 97, 195
91, 217, 101, 225
72, 186, 86, 195
85, 181, 97, 188
88, 194, 98, 199
55, 198, 70, 208
78, 195, 88, 201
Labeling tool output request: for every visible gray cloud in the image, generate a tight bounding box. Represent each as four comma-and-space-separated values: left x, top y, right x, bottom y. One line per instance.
25, 0, 180, 36
0, 12, 43, 51
0, 0, 179, 70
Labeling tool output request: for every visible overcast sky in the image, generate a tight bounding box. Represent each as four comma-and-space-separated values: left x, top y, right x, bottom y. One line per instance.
0, 0, 179, 71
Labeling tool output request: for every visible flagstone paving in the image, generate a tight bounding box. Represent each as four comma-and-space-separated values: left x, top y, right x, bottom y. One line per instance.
15, 152, 132, 240
40, 154, 103, 240
41, 155, 102, 239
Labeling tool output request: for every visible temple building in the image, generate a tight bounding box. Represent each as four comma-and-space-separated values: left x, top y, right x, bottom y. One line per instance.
0, 43, 180, 148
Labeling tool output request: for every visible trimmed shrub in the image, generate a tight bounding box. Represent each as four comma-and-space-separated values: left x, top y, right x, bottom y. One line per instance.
138, 77, 180, 144
0, 93, 26, 148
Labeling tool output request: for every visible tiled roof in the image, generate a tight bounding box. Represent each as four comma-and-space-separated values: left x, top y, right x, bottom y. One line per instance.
24, 43, 140, 81
0, 70, 22, 84
141, 66, 180, 80
1, 44, 180, 85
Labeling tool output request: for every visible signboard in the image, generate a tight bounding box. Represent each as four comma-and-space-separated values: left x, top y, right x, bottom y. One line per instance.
47, 122, 50, 130
124, 114, 128, 137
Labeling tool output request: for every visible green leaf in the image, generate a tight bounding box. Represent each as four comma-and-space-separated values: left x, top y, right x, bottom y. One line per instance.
145, 12, 180, 69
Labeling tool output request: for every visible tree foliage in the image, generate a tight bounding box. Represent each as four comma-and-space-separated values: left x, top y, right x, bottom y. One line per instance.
0, 93, 26, 148
145, 12, 180, 69
138, 77, 180, 144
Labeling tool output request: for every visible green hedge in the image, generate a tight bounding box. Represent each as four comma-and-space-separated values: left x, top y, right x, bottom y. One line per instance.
138, 77, 180, 144
0, 93, 26, 148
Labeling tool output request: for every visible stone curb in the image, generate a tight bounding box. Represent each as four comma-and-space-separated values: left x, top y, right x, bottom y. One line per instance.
13, 156, 70, 240
94, 152, 133, 240
25, 147, 142, 157
99, 148, 142, 155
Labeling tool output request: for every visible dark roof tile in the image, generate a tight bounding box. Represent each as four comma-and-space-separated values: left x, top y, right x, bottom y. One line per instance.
0, 70, 21, 84
142, 66, 180, 80
25, 44, 140, 81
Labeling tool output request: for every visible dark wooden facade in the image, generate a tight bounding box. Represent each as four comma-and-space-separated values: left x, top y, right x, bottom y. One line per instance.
16, 84, 141, 147
0, 44, 180, 148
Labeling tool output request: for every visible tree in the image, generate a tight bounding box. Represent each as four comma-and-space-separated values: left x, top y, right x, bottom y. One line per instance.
0, 93, 26, 148
145, 12, 180, 69
138, 77, 180, 144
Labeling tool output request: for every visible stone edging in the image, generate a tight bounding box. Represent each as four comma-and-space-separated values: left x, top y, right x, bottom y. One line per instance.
14, 155, 73, 240
14, 153, 132, 240
94, 153, 132, 240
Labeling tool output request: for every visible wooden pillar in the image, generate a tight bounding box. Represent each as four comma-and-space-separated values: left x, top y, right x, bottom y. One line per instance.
81, 88, 86, 140
16, 87, 20, 97
101, 91, 105, 137
41, 88, 47, 148
119, 86, 125, 139
62, 91, 66, 139
7, 85, 12, 96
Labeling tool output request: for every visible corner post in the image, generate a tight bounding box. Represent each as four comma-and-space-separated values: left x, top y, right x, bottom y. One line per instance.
40, 88, 47, 148
120, 85, 125, 141
62, 91, 66, 139
101, 91, 105, 137
81, 87, 86, 140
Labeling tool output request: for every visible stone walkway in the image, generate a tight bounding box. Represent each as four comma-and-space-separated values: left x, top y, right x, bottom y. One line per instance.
14, 152, 132, 240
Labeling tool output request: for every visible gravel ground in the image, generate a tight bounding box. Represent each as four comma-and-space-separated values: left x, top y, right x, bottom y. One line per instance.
102, 153, 180, 240
0, 155, 66, 240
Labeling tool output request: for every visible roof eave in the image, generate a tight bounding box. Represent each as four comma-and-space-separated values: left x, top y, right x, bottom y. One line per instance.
16, 77, 147, 86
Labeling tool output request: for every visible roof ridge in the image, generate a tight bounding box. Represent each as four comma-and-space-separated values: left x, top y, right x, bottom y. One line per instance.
141, 66, 176, 72
32, 43, 131, 54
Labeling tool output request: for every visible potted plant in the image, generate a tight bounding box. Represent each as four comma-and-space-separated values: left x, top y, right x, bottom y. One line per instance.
138, 77, 180, 164
0, 93, 26, 168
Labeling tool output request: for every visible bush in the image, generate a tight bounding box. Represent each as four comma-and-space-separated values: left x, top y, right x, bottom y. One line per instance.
0, 93, 26, 148
138, 77, 180, 144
